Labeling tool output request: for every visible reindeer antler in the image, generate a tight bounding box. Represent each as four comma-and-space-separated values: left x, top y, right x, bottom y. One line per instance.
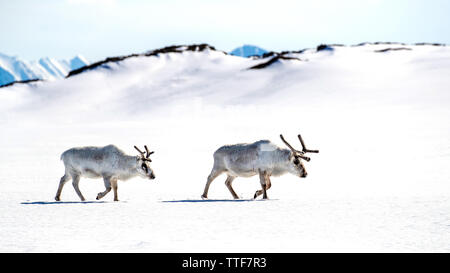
144, 145, 155, 159
280, 134, 311, 162
134, 145, 145, 156
297, 134, 319, 154
135, 145, 154, 162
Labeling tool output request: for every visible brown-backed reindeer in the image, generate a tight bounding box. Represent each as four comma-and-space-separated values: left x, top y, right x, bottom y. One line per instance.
55, 145, 155, 202
201, 134, 318, 200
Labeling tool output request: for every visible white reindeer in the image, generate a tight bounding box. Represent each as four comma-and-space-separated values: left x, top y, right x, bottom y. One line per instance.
55, 145, 155, 202
201, 134, 319, 199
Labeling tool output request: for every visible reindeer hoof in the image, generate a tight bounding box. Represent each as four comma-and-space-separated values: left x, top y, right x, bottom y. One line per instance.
254, 190, 262, 199
55, 196, 60, 201
201, 195, 208, 200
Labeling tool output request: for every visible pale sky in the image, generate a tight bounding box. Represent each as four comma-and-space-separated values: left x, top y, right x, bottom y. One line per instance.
0, 0, 449, 62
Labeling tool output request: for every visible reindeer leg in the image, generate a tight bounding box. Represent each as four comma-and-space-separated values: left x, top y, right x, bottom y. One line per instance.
97, 176, 111, 200
254, 173, 272, 199
254, 190, 262, 199
258, 170, 268, 199
55, 173, 71, 201
71, 174, 85, 201
266, 176, 272, 191
224, 175, 238, 199
111, 178, 119, 202
201, 168, 223, 199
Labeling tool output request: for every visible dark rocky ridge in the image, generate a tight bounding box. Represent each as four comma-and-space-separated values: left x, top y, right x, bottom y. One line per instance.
67, 44, 221, 78
316, 44, 334, 51
354, 41, 446, 47
66, 42, 447, 73
247, 41, 440, 69
374, 47, 412, 53
248, 55, 303, 69
0, 78, 42, 89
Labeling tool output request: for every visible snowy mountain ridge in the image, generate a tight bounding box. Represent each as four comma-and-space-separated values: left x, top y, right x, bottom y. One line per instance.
63, 42, 449, 79
3, 42, 445, 88
0, 53, 89, 87
67, 43, 217, 78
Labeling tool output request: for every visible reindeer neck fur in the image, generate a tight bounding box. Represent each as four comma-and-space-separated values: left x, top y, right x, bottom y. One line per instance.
116, 155, 141, 180
256, 142, 292, 176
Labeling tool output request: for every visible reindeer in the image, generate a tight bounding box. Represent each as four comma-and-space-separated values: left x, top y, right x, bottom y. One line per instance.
55, 145, 155, 202
201, 134, 318, 200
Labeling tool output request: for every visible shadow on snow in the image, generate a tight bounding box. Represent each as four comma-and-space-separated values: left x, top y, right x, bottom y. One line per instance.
21, 201, 107, 205
161, 199, 275, 203
21, 200, 274, 205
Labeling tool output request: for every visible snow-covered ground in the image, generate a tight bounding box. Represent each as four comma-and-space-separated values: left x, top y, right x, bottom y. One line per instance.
1, 43, 449, 252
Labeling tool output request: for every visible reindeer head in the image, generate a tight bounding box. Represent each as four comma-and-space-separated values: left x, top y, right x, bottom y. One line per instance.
134, 145, 155, 180
280, 134, 319, 178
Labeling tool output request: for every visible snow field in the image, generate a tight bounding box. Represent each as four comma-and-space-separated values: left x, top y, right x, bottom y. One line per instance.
1, 44, 450, 252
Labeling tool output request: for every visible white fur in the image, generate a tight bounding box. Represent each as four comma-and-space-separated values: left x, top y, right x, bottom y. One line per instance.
55, 145, 155, 201
202, 140, 307, 199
